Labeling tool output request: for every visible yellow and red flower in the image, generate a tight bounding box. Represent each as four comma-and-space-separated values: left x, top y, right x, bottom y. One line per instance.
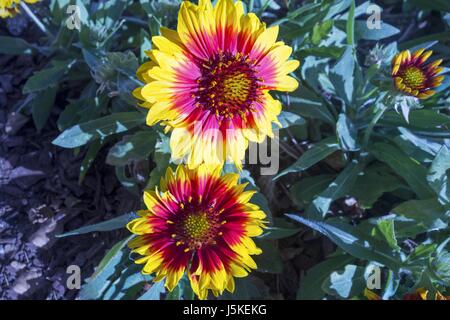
0, 0, 39, 18
391, 49, 445, 99
133, 0, 299, 169
127, 164, 267, 299
403, 288, 450, 300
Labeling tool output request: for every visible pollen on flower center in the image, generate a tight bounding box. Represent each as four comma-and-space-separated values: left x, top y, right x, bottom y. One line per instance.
183, 213, 211, 239
400, 66, 426, 89
194, 51, 262, 119
175, 209, 222, 249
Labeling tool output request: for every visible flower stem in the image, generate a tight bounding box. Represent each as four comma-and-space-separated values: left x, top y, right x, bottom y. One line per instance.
20, 2, 54, 40
363, 104, 388, 147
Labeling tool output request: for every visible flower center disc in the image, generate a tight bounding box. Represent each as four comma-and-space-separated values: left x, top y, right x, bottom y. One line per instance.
401, 66, 426, 89
183, 213, 211, 240
195, 52, 260, 119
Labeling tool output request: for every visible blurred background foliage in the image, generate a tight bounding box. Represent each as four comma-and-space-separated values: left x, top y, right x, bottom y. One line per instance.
1, 0, 449, 300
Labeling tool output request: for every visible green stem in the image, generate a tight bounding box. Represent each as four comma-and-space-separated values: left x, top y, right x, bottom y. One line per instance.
20, 2, 54, 40
363, 103, 388, 147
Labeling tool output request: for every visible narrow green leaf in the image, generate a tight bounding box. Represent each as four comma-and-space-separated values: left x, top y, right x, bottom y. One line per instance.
31, 86, 58, 131
286, 215, 402, 270
52, 112, 145, 148
329, 46, 355, 105
290, 175, 335, 208
370, 142, 435, 199
275, 137, 340, 179
79, 236, 133, 300
336, 113, 359, 151
277, 111, 305, 128
350, 165, 404, 209
258, 227, 300, 240
427, 146, 450, 205
106, 131, 157, 166
138, 281, 165, 300
57, 212, 138, 238
79, 139, 103, 184
346, 0, 355, 45
392, 199, 448, 233
0, 36, 35, 55
297, 254, 354, 300
307, 160, 365, 218
23, 61, 71, 94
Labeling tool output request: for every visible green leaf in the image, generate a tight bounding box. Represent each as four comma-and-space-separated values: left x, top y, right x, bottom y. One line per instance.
307, 160, 365, 219
258, 227, 300, 240
0, 36, 34, 55
57, 212, 138, 238
297, 46, 345, 59
431, 251, 450, 285
346, 0, 355, 45
147, 151, 171, 190
102, 264, 151, 300
370, 142, 435, 199
397, 127, 441, 156
381, 110, 450, 131
355, 20, 400, 41
281, 85, 335, 125
107, 51, 139, 78
336, 113, 359, 151
253, 239, 283, 274
375, 220, 400, 251
323, 264, 366, 299
275, 137, 340, 179
329, 46, 355, 105
427, 146, 450, 205
392, 199, 448, 233
52, 112, 145, 148
311, 20, 334, 45
277, 111, 305, 128
407, 243, 437, 263
23, 61, 72, 94
297, 254, 354, 300
138, 281, 165, 300
286, 215, 402, 270
31, 86, 57, 131
350, 165, 404, 209
79, 236, 133, 300
399, 31, 450, 51
106, 131, 157, 166
79, 139, 103, 184
290, 175, 335, 208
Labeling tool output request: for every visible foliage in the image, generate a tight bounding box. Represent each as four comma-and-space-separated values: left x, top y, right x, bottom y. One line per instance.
5, 0, 450, 300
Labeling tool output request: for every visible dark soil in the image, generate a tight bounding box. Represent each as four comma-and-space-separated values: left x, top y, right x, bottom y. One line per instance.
0, 14, 140, 300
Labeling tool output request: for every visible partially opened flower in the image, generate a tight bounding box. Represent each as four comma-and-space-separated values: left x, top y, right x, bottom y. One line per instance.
403, 288, 450, 300
127, 164, 267, 299
0, 0, 39, 18
365, 288, 450, 300
391, 49, 445, 99
133, 0, 299, 169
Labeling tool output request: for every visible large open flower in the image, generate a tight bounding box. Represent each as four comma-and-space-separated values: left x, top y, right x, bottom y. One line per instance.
133, 0, 299, 169
127, 164, 267, 299
0, 0, 39, 18
391, 49, 444, 99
